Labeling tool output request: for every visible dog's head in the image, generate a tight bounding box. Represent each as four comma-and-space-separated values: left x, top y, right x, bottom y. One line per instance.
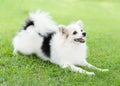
59, 20, 86, 44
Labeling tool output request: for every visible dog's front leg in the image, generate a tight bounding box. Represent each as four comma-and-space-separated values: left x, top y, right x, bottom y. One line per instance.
84, 62, 109, 72
61, 64, 95, 75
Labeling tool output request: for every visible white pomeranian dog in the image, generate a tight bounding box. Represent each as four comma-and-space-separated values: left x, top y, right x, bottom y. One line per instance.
13, 11, 108, 75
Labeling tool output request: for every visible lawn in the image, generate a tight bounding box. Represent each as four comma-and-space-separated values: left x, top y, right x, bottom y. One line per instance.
0, 0, 120, 86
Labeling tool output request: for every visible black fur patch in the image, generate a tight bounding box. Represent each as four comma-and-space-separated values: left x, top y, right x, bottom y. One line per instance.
41, 33, 54, 58
23, 20, 34, 30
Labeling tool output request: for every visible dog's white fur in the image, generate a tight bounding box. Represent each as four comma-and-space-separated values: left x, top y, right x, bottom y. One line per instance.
13, 11, 108, 75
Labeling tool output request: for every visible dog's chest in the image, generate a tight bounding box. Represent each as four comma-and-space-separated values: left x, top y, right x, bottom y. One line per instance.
51, 45, 87, 64
58, 44, 87, 64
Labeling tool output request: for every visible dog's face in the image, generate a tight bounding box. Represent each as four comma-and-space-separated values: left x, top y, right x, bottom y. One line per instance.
59, 20, 86, 44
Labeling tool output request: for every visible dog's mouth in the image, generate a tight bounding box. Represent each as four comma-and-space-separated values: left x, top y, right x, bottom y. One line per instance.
74, 38, 85, 43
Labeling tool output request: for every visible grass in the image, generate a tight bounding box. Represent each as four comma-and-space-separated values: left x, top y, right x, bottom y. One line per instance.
0, 0, 120, 85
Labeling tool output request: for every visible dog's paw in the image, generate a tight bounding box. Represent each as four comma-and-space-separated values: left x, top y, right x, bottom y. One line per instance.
86, 72, 95, 76
101, 69, 109, 72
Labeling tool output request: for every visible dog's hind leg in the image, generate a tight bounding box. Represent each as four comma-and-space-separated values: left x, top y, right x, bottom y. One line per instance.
13, 49, 18, 55
61, 64, 95, 75
84, 62, 109, 72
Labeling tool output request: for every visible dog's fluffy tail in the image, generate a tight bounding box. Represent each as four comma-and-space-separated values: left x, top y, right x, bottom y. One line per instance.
24, 10, 58, 36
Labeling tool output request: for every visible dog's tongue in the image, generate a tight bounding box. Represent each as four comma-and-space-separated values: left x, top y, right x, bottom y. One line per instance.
77, 38, 85, 43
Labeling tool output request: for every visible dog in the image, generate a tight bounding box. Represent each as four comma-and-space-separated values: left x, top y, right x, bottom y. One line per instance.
13, 11, 108, 75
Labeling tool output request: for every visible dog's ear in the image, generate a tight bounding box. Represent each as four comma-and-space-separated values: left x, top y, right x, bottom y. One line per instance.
58, 25, 67, 34
58, 25, 68, 38
76, 20, 84, 28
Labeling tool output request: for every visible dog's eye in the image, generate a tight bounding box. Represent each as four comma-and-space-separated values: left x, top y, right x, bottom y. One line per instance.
73, 31, 77, 35
81, 30, 83, 32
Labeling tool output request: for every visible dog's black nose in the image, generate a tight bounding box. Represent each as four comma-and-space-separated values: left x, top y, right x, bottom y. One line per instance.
82, 32, 86, 37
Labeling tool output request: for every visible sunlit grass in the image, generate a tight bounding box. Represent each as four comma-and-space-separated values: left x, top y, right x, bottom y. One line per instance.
0, 0, 120, 86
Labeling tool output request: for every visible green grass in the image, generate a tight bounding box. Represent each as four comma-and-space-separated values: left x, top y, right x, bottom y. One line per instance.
0, 0, 120, 85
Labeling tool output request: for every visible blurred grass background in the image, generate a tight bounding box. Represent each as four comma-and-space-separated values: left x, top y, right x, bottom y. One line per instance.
0, 0, 120, 86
